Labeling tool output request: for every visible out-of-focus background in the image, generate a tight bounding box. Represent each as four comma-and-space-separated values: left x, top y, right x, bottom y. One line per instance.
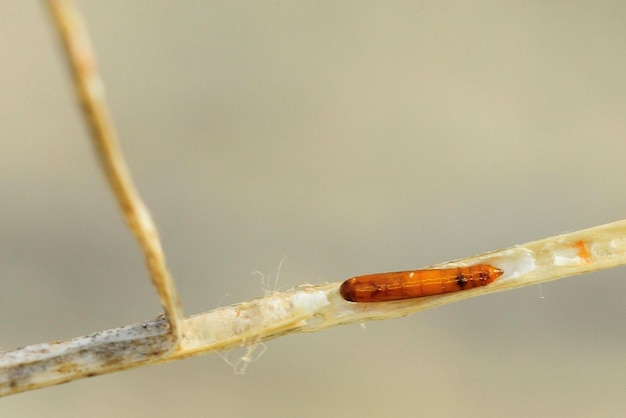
2, 1, 626, 416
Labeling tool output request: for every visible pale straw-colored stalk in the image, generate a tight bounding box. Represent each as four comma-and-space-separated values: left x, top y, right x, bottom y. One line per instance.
1, 0, 625, 398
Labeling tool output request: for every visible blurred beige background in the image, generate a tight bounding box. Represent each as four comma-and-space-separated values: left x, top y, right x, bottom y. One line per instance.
2, 1, 626, 417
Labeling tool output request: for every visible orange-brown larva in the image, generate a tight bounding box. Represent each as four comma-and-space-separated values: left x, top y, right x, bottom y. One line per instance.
339, 264, 503, 303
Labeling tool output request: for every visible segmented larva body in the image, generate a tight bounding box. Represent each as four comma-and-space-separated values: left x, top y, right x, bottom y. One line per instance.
339, 264, 503, 303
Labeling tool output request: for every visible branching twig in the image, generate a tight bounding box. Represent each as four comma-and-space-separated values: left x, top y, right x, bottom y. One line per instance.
2, 0, 625, 399
2, 219, 626, 396
45, 0, 183, 341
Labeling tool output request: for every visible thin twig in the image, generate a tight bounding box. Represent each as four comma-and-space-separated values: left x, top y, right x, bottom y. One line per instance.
6, 0, 623, 401
2, 219, 626, 396
45, 0, 183, 341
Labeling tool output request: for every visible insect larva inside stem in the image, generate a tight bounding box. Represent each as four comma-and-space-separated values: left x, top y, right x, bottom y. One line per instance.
339, 264, 503, 303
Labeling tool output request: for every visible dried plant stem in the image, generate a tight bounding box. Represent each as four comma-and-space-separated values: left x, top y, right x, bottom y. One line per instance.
45, 0, 183, 341
2, 219, 626, 396
4, 0, 624, 401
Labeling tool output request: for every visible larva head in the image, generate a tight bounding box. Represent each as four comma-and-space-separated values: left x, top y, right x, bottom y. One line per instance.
339, 277, 361, 302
